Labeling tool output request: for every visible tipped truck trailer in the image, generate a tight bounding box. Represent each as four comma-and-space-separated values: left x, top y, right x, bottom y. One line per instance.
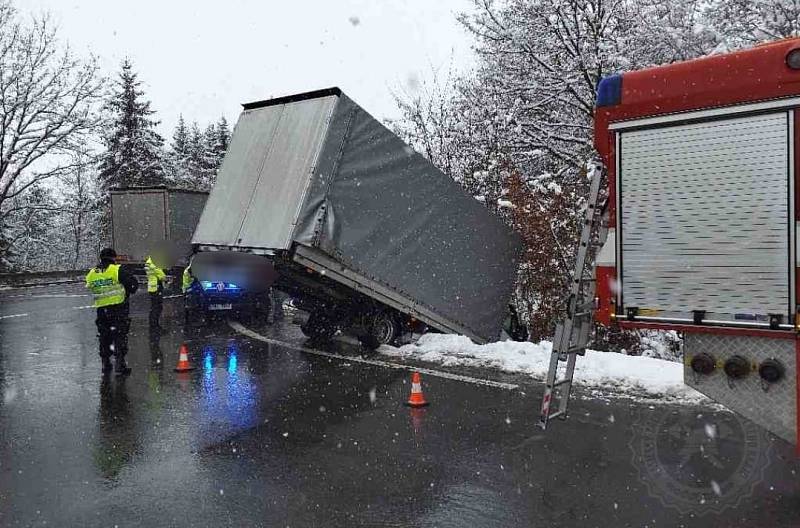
111, 186, 208, 266
593, 39, 800, 450
192, 88, 522, 348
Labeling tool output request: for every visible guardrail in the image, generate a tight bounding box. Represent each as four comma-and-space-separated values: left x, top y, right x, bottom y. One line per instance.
0, 269, 85, 287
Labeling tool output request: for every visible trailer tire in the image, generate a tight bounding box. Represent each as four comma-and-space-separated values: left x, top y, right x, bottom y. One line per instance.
359, 312, 400, 350
301, 312, 337, 342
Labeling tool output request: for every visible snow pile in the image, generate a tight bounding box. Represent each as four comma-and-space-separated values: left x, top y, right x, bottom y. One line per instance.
384, 334, 707, 403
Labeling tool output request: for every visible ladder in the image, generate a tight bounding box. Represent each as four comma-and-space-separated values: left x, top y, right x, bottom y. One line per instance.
538, 163, 608, 430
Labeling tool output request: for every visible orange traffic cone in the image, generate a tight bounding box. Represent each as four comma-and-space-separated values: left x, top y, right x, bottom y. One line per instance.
174, 344, 194, 372
406, 372, 429, 407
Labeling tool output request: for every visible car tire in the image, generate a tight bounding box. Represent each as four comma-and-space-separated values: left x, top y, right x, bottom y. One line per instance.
359, 312, 399, 351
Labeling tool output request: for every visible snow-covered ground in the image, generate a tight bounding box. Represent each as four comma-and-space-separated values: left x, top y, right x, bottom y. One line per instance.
383, 334, 709, 404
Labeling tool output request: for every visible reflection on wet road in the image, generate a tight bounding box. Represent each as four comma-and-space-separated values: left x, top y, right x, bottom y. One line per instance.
1, 283, 799, 527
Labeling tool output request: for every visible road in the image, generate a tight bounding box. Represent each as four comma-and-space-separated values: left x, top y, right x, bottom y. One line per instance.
1, 282, 799, 527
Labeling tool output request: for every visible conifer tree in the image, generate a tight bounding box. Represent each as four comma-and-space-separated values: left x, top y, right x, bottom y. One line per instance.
98, 59, 165, 190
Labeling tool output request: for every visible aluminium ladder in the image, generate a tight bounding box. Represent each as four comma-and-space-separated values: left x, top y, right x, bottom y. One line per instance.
538, 163, 608, 429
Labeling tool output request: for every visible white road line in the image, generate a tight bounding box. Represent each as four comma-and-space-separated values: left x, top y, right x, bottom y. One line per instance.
0, 313, 29, 320
2, 293, 90, 299
72, 305, 95, 310
164, 294, 183, 299
229, 321, 519, 391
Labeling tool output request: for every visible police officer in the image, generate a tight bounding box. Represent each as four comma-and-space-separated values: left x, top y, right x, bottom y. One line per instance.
182, 261, 197, 325
145, 255, 167, 329
86, 248, 139, 375
182, 262, 194, 294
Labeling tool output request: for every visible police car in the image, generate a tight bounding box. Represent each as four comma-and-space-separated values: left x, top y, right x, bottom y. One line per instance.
184, 251, 277, 323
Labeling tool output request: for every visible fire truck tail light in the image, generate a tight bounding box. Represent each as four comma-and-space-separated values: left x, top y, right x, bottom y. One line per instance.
786, 48, 800, 70
758, 359, 785, 384
723, 355, 751, 379
690, 353, 716, 375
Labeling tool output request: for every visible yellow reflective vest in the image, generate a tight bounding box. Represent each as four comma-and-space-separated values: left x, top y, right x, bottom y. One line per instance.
86, 264, 126, 308
182, 265, 193, 293
145, 257, 167, 293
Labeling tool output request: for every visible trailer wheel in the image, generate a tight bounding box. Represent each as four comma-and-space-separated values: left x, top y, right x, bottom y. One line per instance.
301, 312, 337, 342
359, 312, 399, 350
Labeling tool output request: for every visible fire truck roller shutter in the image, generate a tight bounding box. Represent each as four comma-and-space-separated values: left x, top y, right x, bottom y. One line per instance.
618, 111, 792, 324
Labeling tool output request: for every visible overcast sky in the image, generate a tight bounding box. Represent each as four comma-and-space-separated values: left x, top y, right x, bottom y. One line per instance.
26, 0, 476, 137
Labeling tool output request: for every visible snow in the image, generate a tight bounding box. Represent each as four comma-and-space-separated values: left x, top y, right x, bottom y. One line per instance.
382, 334, 708, 404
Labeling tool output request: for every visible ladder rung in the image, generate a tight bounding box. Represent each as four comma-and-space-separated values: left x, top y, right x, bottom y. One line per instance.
553, 378, 572, 388
553, 346, 585, 356
547, 410, 566, 421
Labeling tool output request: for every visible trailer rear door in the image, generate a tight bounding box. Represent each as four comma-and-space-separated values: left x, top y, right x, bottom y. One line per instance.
111, 189, 168, 263
618, 111, 793, 324
193, 95, 337, 250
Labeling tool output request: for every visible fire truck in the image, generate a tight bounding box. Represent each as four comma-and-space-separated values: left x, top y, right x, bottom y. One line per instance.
589, 38, 800, 450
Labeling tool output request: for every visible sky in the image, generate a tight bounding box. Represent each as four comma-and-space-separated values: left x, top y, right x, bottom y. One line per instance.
26, 0, 476, 138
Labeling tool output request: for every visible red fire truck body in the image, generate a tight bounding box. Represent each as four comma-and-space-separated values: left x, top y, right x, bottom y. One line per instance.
594, 38, 800, 448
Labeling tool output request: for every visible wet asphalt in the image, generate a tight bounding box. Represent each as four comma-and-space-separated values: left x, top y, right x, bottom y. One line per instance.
1, 283, 799, 527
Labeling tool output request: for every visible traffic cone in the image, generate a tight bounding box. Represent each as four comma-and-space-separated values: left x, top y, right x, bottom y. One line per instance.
174, 344, 194, 372
406, 372, 429, 407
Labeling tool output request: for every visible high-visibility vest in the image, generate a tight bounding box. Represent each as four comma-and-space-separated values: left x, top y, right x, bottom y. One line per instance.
145, 257, 166, 293
182, 266, 193, 293
86, 264, 126, 308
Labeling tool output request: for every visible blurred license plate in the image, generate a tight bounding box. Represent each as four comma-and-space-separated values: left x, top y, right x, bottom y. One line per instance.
209, 303, 233, 311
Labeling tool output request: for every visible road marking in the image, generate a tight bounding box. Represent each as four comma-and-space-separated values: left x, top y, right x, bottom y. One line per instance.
2, 293, 90, 299
164, 294, 183, 299
0, 313, 29, 320
229, 321, 519, 391
72, 305, 94, 310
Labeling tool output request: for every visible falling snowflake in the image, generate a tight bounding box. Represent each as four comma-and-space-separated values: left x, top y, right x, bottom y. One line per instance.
704, 423, 717, 439
711, 480, 722, 496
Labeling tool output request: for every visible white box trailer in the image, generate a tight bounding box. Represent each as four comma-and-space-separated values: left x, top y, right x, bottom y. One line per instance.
593, 39, 800, 450
192, 88, 522, 347
110, 187, 208, 266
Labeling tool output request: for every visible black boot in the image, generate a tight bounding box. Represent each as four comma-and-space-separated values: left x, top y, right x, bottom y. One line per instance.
101, 357, 113, 374
115, 357, 132, 376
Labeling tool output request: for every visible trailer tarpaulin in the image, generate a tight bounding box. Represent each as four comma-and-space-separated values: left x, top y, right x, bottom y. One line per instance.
194, 88, 523, 342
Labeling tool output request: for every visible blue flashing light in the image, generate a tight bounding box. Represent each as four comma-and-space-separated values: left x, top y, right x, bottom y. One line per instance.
228, 352, 237, 373
200, 280, 242, 292
596, 74, 622, 108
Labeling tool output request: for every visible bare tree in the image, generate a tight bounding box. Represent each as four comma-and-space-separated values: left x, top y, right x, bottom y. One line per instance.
706, 0, 800, 48
59, 148, 101, 268
0, 1, 103, 266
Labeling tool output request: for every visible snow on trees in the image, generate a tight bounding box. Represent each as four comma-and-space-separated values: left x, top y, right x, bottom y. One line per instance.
0, 0, 103, 271
98, 59, 166, 191
165, 115, 229, 192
